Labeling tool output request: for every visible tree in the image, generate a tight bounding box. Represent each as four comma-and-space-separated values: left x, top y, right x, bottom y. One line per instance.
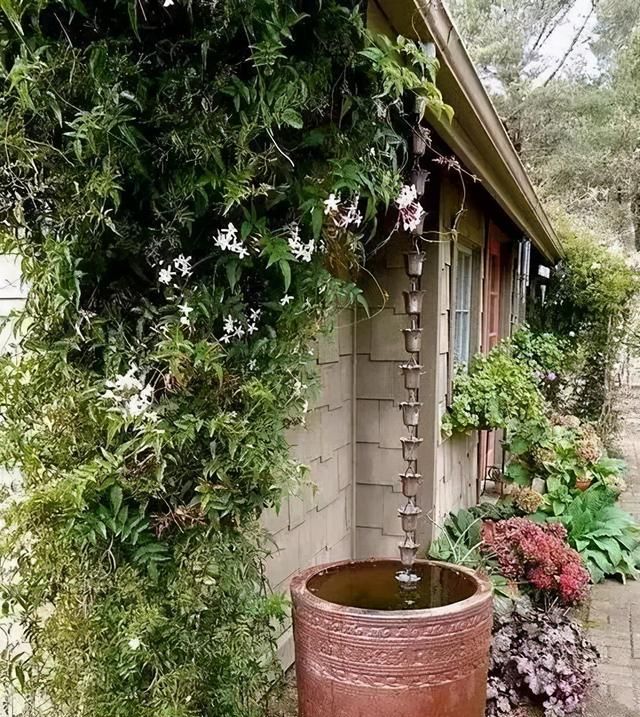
447, 0, 640, 249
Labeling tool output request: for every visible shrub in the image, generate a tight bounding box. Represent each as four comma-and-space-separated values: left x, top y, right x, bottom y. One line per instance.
532, 224, 639, 425
482, 518, 590, 604
427, 506, 519, 602
504, 414, 625, 501
442, 346, 546, 435
487, 599, 598, 717
510, 325, 567, 383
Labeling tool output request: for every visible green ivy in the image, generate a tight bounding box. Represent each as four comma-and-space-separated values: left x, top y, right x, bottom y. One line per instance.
0, 1, 449, 715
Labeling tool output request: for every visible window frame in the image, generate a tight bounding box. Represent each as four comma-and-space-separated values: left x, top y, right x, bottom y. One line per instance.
453, 244, 474, 367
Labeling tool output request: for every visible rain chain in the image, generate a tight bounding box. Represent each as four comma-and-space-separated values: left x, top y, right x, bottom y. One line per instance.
396, 126, 429, 590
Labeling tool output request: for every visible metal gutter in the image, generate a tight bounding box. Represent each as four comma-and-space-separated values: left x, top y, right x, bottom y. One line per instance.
372, 0, 563, 261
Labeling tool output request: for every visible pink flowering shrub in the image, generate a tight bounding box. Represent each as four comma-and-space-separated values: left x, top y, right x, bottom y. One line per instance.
482, 518, 590, 604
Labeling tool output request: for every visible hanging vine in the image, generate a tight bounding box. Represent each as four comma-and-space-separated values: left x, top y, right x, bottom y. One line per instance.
0, 1, 449, 715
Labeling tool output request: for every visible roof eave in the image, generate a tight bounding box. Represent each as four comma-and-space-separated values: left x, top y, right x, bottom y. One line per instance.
372, 0, 563, 261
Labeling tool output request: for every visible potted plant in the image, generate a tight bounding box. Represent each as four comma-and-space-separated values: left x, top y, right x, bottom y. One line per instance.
575, 470, 593, 492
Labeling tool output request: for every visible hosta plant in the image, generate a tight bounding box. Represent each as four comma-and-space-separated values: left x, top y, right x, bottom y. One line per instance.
487, 598, 598, 717
559, 487, 640, 583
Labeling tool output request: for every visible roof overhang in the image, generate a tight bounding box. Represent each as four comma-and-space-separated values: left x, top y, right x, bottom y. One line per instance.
370, 0, 562, 261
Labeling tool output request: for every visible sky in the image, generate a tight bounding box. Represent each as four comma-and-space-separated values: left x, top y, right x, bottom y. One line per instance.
536, 0, 599, 82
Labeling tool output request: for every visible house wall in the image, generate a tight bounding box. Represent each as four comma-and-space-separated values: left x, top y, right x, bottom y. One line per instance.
0, 256, 27, 349
263, 313, 356, 666
354, 236, 416, 558
431, 175, 486, 527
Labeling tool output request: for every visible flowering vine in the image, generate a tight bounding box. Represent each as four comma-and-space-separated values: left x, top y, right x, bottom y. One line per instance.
0, 0, 449, 714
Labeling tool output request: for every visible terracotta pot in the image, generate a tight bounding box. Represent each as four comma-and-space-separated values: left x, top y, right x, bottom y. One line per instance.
291, 559, 493, 717
575, 478, 592, 492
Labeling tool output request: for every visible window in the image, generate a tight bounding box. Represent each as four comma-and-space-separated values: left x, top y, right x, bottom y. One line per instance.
454, 246, 473, 366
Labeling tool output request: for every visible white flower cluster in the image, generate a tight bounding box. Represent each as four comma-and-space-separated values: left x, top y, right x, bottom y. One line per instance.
103, 365, 158, 423
323, 193, 363, 230
215, 222, 249, 259
287, 224, 315, 263
395, 185, 424, 232
158, 254, 192, 285
220, 308, 261, 345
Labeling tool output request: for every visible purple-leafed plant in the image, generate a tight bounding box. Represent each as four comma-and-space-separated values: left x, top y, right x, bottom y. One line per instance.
486, 599, 598, 717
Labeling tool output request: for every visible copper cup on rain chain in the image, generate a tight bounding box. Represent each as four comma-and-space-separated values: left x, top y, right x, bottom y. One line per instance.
400, 401, 421, 427
398, 503, 423, 533
403, 328, 422, 353
400, 471, 422, 498
400, 362, 423, 390
401, 435, 423, 462
399, 538, 420, 568
411, 214, 426, 236
403, 290, 425, 316
411, 168, 429, 197
412, 127, 428, 156
404, 251, 425, 278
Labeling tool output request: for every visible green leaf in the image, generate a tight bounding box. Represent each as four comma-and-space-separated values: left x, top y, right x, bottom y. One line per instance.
598, 537, 623, 567
110, 485, 123, 516
225, 260, 239, 291
0, 0, 23, 35
127, 0, 139, 37
505, 462, 531, 486
281, 108, 303, 129
278, 259, 291, 291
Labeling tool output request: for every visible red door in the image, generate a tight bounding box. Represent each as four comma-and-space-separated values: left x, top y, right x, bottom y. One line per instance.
479, 228, 504, 492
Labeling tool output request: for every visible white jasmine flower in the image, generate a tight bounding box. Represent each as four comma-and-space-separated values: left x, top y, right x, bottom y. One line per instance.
128, 638, 141, 650
163, 0, 173, 6
223, 315, 235, 333
178, 303, 193, 326
248, 359, 257, 371
293, 378, 308, 395
395, 185, 424, 233
286, 223, 315, 263
159, 266, 175, 285
280, 294, 294, 306
396, 185, 417, 210
247, 322, 258, 335
173, 254, 192, 277
250, 307, 261, 321
215, 222, 249, 258
103, 366, 157, 423
323, 193, 340, 215
335, 195, 362, 229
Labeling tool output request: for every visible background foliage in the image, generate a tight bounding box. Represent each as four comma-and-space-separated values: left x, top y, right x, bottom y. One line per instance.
531, 224, 639, 425
0, 1, 446, 715
447, 0, 640, 251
